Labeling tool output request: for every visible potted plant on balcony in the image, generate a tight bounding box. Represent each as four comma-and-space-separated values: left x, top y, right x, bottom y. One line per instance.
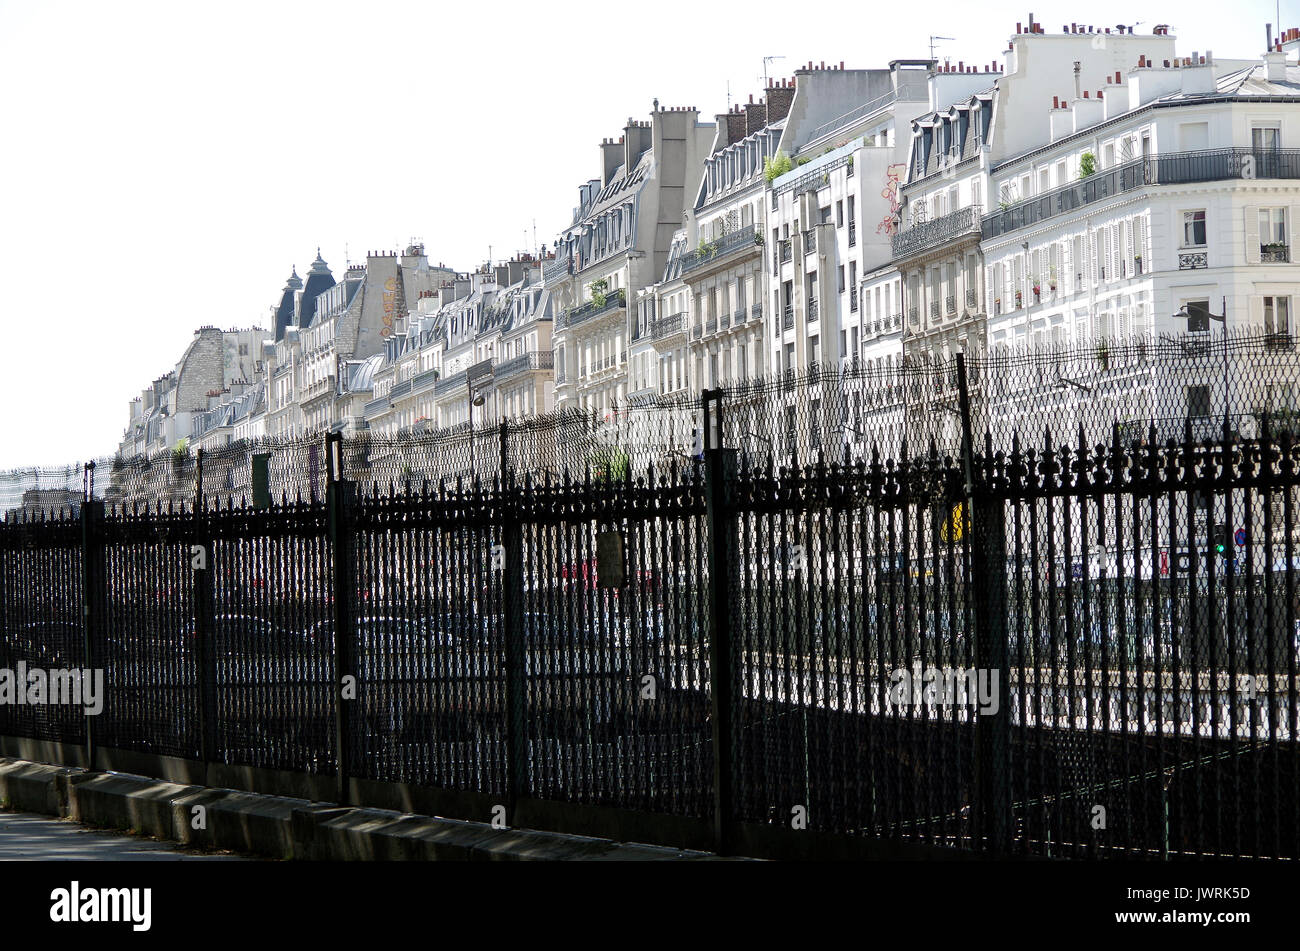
754, 232, 765, 247
1015, 290, 1023, 308
1079, 151, 1097, 178
1262, 241, 1289, 261
589, 278, 609, 308
1048, 264, 1058, 293
994, 297, 1002, 313
1032, 280, 1041, 301
1133, 253, 1143, 275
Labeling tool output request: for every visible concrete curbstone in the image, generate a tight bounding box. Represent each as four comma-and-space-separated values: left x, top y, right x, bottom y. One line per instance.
0, 756, 736, 861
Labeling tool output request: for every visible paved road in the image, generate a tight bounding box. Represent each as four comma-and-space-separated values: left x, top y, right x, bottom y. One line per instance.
0, 811, 247, 860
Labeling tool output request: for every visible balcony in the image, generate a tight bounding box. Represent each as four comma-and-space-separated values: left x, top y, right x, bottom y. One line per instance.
494, 350, 554, 382
982, 149, 1300, 242
302, 375, 336, 402
543, 256, 572, 285
848, 221, 857, 246
892, 205, 981, 259
434, 362, 488, 396
945, 295, 956, 316
563, 290, 626, 330
965, 289, 978, 309
1178, 250, 1208, 270
782, 305, 794, 331
751, 303, 762, 323
779, 240, 792, 264
651, 311, 686, 342
803, 231, 816, 254
849, 288, 858, 312
706, 317, 718, 335
691, 323, 704, 341
1262, 244, 1291, 263
680, 225, 760, 276
929, 300, 940, 319
807, 299, 819, 323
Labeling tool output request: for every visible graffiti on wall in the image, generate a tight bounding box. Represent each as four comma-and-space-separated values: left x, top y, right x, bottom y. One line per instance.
876, 163, 907, 236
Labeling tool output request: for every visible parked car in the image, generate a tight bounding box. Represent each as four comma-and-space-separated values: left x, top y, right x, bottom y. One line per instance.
180, 614, 298, 657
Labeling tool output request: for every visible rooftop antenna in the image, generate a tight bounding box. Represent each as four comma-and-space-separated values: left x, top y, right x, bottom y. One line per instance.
930, 36, 955, 61
726, 80, 731, 110
761, 55, 785, 90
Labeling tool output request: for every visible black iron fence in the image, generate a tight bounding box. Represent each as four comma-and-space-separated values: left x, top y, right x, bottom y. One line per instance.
2, 336, 1300, 859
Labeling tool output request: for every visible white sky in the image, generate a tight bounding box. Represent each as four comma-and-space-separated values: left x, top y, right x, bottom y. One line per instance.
0, 0, 1286, 468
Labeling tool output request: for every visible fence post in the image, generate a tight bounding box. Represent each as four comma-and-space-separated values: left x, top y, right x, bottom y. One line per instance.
501, 445, 529, 814
956, 354, 1011, 853
326, 433, 356, 806
79, 463, 105, 770
703, 388, 737, 853
192, 448, 218, 772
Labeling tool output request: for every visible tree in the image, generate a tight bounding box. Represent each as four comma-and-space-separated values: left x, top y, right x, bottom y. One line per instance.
763, 150, 794, 184
1079, 151, 1097, 178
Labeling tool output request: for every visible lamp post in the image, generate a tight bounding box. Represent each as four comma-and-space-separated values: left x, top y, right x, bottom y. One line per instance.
1174, 297, 1230, 439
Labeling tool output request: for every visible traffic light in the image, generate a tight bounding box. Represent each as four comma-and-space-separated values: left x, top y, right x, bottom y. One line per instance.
1212, 523, 1231, 556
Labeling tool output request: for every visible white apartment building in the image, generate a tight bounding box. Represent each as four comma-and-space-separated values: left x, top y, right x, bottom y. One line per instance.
547, 107, 715, 418
983, 37, 1300, 444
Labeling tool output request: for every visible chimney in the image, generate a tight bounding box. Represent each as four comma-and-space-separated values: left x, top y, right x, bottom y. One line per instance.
624, 116, 653, 173
600, 138, 622, 186
765, 81, 796, 123
1266, 48, 1288, 82
507, 259, 527, 286
494, 264, 509, 287
744, 98, 768, 135
717, 107, 748, 145
1179, 59, 1216, 95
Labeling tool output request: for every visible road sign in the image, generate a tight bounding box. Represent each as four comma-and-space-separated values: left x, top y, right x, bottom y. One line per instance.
1235, 528, 1247, 546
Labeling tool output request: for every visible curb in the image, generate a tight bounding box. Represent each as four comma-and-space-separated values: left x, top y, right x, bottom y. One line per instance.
0, 757, 735, 861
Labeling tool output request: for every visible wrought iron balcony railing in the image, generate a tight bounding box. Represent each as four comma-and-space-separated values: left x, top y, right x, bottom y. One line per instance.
563, 290, 626, 329
982, 150, 1300, 242
680, 225, 759, 276
892, 205, 981, 259
779, 240, 792, 264
543, 256, 572, 285
1262, 245, 1291, 263
782, 305, 794, 331
493, 350, 554, 381
651, 311, 686, 341
807, 299, 819, 322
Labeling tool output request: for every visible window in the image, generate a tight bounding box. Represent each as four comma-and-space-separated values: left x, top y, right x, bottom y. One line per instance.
1182, 211, 1206, 248
836, 201, 844, 227
1187, 385, 1212, 419
1185, 300, 1210, 333
1260, 207, 1287, 255
1265, 296, 1291, 335
1253, 126, 1280, 151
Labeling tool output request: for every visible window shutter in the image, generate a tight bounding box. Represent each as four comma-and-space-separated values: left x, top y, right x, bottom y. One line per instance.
1290, 205, 1300, 257
1136, 215, 1148, 266
1090, 230, 1099, 284
1250, 295, 1265, 333
1245, 205, 1262, 264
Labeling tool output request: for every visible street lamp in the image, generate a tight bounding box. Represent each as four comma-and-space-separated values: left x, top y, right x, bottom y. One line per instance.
1174, 296, 1230, 438
467, 387, 486, 475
